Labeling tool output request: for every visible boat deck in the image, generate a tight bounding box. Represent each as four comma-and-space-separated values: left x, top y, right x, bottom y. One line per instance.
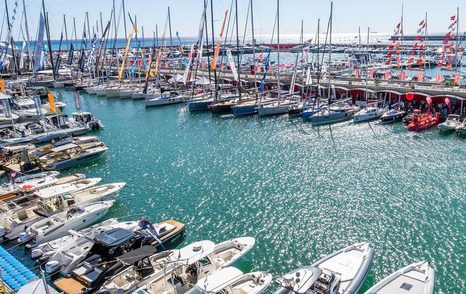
0, 245, 37, 291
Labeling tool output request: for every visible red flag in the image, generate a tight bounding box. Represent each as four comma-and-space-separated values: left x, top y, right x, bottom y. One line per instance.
451, 15, 456, 21
369, 69, 374, 79
354, 68, 360, 78
417, 72, 424, 82
400, 71, 406, 81
436, 73, 442, 82
384, 70, 390, 80
419, 20, 425, 26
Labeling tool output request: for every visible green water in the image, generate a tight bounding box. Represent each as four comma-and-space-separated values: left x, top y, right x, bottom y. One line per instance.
9, 90, 466, 293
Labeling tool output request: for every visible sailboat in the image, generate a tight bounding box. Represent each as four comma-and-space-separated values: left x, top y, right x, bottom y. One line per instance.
309, 5, 358, 126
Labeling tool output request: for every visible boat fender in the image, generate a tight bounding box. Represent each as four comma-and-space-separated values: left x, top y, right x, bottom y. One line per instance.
31, 248, 43, 259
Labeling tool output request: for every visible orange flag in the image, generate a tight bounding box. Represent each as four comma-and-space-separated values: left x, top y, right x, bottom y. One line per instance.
0, 80, 4, 93
48, 93, 56, 113
211, 10, 229, 70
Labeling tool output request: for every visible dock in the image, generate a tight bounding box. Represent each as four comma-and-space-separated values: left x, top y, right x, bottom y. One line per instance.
0, 245, 37, 292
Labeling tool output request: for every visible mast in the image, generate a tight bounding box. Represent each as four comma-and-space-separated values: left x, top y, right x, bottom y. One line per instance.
156, 24, 159, 47
122, 0, 128, 39
203, 0, 212, 97
168, 7, 173, 48
276, 0, 280, 101
424, 13, 429, 73
400, 3, 404, 69
22, 0, 31, 69
112, 0, 117, 39
86, 12, 91, 46
100, 12, 104, 37
210, 0, 218, 99
455, 7, 460, 69
250, 0, 257, 98
235, 0, 241, 100
42, 0, 56, 79
327, 2, 333, 104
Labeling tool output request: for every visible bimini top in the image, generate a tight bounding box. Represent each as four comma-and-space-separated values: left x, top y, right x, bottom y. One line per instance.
50, 143, 78, 153
95, 228, 134, 247
116, 245, 157, 265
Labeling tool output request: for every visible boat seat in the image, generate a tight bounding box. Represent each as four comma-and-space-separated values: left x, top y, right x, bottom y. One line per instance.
82, 267, 103, 284
83, 254, 101, 269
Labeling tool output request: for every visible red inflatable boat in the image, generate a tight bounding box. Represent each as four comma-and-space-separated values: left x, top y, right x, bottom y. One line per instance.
406, 112, 440, 131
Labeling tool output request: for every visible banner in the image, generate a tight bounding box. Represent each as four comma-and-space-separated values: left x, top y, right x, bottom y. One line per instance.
227, 49, 238, 81
1, 99, 11, 118
211, 10, 229, 70
0, 80, 5, 93
33, 96, 42, 116
67, 43, 74, 65
118, 16, 136, 81
47, 93, 55, 113
73, 92, 81, 111
305, 66, 312, 85
259, 50, 271, 92
33, 13, 46, 75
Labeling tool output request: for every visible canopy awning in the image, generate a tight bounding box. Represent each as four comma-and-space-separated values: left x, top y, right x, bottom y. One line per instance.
116, 245, 157, 265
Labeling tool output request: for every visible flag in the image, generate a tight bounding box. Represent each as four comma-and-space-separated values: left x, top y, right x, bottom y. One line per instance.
33, 13, 46, 75
73, 92, 81, 111
435, 73, 442, 82
1, 98, 11, 118
450, 15, 456, 21
32, 96, 42, 116
47, 93, 55, 113
0, 80, 4, 93
227, 49, 238, 81
384, 70, 390, 80
369, 69, 374, 79
67, 43, 75, 65
400, 71, 406, 81
417, 72, 424, 82
305, 66, 312, 85
454, 74, 461, 85
259, 50, 271, 92
354, 68, 359, 78
211, 10, 228, 70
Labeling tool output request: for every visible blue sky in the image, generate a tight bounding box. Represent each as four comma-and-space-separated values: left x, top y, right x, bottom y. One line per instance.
1, 0, 465, 41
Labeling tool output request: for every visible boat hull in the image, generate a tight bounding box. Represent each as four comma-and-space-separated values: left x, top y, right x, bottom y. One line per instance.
44, 150, 107, 171
232, 104, 258, 117
187, 100, 213, 112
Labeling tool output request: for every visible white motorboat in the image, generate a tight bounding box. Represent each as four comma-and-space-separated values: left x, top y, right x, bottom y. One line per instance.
274, 242, 374, 294
145, 91, 188, 107
12, 98, 47, 122
43, 219, 140, 274
194, 267, 272, 294
199, 236, 255, 273
455, 117, 466, 135
127, 237, 255, 294
70, 112, 105, 130
379, 104, 406, 124
38, 142, 108, 170
18, 200, 114, 244
365, 261, 434, 294
0, 182, 123, 241
354, 106, 386, 123
0, 171, 60, 197
30, 218, 120, 259
35, 177, 102, 200
129, 240, 216, 293
438, 114, 461, 132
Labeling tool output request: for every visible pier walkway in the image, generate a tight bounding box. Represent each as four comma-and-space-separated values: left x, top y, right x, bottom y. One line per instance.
0, 245, 37, 292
